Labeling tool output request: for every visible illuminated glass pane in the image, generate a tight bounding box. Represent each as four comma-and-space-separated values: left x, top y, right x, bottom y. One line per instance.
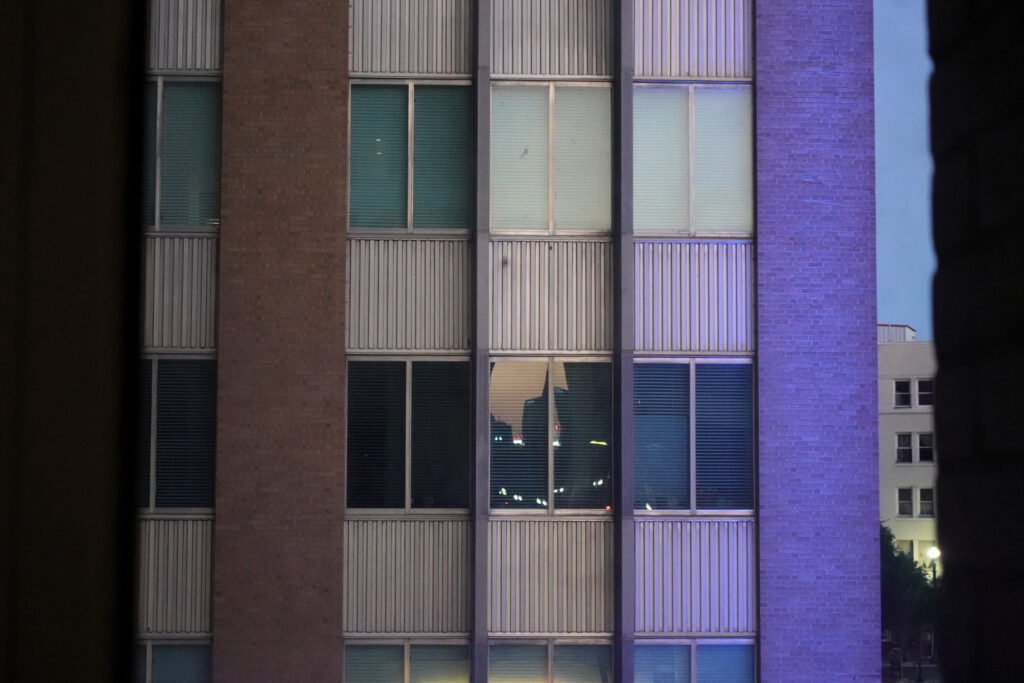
695, 644, 754, 683
491, 86, 549, 230
345, 645, 403, 683
554, 86, 611, 230
410, 645, 470, 683
351, 85, 408, 228
414, 86, 473, 229
694, 87, 752, 233
489, 645, 547, 683
634, 87, 689, 232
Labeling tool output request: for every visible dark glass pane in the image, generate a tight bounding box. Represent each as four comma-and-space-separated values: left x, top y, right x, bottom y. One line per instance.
489, 645, 547, 683
412, 361, 471, 507
695, 644, 754, 683
347, 362, 405, 508
351, 85, 408, 228
160, 82, 221, 227
634, 363, 689, 510
635, 644, 690, 683
143, 82, 157, 225
410, 645, 470, 683
134, 645, 147, 683
413, 86, 473, 228
138, 359, 152, 507
554, 362, 613, 509
151, 645, 211, 683
345, 645, 403, 683
491, 361, 548, 509
553, 644, 613, 683
695, 364, 753, 509
155, 359, 216, 507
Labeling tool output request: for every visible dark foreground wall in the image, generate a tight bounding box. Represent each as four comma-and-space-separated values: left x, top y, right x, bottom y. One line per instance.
755, 1, 879, 680
929, 3, 1024, 681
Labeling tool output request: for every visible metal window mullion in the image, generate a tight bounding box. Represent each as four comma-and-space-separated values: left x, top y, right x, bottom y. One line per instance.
548, 83, 555, 234
150, 358, 158, 510
688, 84, 696, 236
690, 641, 697, 683
155, 77, 164, 231
689, 361, 697, 512
408, 83, 415, 232
146, 641, 153, 683
547, 641, 554, 683
548, 358, 555, 512
404, 641, 411, 683
406, 360, 413, 510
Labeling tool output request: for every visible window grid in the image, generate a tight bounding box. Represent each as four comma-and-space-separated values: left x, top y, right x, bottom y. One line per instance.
134, 641, 212, 683
633, 640, 758, 683
920, 488, 935, 517
488, 640, 615, 683
897, 488, 913, 517
894, 379, 911, 408
895, 433, 912, 463
917, 379, 935, 406
918, 433, 934, 462
343, 640, 472, 683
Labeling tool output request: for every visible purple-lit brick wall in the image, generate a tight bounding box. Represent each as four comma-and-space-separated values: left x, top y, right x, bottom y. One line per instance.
755, 1, 879, 680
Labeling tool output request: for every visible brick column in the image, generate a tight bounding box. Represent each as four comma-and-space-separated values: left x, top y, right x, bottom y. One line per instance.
214, 2, 347, 680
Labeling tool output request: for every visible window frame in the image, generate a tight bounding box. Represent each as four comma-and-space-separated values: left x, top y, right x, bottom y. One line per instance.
919, 488, 936, 517
347, 79, 474, 236
917, 378, 935, 406
487, 638, 615, 683
143, 75, 222, 233
489, 80, 614, 236
897, 487, 913, 517
894, 379, 912, 408
918, 432, 935, 462
895, 432, 913, 463
633, 638, 758, 683
345, 356, 472, 514
135, 639, 212, 683
632, 81, 754, 238
344, 638, 472, 683
633, 356, 755, 516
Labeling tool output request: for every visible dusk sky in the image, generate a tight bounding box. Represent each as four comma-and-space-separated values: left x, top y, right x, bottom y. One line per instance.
874, 0, 935, 339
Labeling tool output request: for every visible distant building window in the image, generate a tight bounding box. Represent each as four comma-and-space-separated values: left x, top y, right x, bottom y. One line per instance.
894, 379, 911, 407
150, 643, 211, 683
897, 488, 913, 516
918, 379, 934, 406
896, 433, 912, 463
920, 488, 935, 517
490, 644, 612, 682
345, 644, 470, 683
918, 433, 934, 462
895, 539, 913, 557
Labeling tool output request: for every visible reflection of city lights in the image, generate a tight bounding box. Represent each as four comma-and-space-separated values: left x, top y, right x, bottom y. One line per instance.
605, 505, 611, 511
645, 502, 652, 510
552, 439, 560, 447
553, 487, 565, 494
513, 494, 522, 501
589, 440, 607, 446
499, 488, 507, 496
493, 435, 503, 441
592, 478, 604, 487
512, 437, 524, 446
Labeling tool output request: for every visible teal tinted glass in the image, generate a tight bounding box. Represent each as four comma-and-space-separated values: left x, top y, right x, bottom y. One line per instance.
410, 645, 470, 683
345, 645, 403, 682
414, 86, 472, 228
553, 644, 613, 683
151, 645, 211, 683
635, 644, 691, 683
160, 82, 221, 227
351, 85, 408, 228
143, 82, 157, 226
695, 644, 755, 682
489, 645, 547, 683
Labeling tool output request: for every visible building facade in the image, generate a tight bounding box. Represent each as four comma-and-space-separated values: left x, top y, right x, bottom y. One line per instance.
134, 1, 878, 681
878, 326, 940, 572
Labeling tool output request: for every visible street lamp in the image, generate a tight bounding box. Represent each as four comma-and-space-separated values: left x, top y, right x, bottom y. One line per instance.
927, 546, 941, 583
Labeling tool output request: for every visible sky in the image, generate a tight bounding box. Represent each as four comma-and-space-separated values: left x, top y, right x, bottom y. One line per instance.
874, 0, 935, 340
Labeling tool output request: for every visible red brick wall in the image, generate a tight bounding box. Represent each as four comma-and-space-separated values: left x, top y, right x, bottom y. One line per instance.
214, 2, 347, 680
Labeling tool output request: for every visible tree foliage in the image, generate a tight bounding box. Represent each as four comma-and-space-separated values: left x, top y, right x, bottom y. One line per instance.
880, 523, 936, 653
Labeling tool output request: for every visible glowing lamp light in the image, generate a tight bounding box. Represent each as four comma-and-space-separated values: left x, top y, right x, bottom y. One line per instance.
927, 546, 941, 561
589, 440, 607, 446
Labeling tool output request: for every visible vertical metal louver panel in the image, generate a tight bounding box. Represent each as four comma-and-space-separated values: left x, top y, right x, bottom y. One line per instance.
695, 643, 755, 682
694, 87, 753, 234
143, 235, 218, 351
137, 517, 213, 634
634, 364, 689, 510
553, 361, 613, 509
160, 82, 221, 228
155, 359, 215, 507
695, 363, 753, 510
350, 0, 473, 76
634, 518, 756, 634
412, 362, 472, 508
491, 86, 550, 231
490, 361, 549, 510
635, 644, 691, 683
491, 240, 613, 351
634, 241, 753, 352
343, 519, 471, 633
148, 0, 222, 72
346, 238, 471, 351
553, 86, 612, 230
344, 645, 404, 682
347, 362, 405, 508
488, 519, 614, 633
151, 644, 211, 683
491, 0, 613, 76
138, 359, 153, 507
350, 85, 408, 229
413, 86, 473, 229
634, 0, 751, 80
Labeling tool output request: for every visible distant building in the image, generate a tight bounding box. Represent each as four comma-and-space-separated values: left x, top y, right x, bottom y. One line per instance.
878, 325, 940, 573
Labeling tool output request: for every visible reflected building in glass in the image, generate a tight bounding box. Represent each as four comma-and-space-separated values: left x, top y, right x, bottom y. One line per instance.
135, 0, 878, 681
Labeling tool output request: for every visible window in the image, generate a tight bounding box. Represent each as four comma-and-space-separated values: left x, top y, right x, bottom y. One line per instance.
137, 359, 216, 509
894, 379, 911, 407
634, 643, 755, 683
920, 488, 935, 517
918, 433, 934, 462
895, 433, 912, 463
344, 644, 470, 683
634, 362, 754, 511
895, 539, 913, 557
491, 83, 612, 232
695, 644, 755, 682
346, 360, 471, 509
489, 643, 612, 683
918, 379, 934, 406
897, 488, 913, 516
349, 84, 473, 230
634, 85, 753, 235
134, 643, 211, 683
490, 360, 612, 510
635, 644, 690, 683
143, 79, 222, 229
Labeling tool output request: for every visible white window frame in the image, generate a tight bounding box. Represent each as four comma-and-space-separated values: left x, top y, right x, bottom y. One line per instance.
895, 432, 913, 463
894, 378, 912, 408
919, 488, 936, 517
917, 378, 935, 406
918, 432, 935, 462
897, 487, 913, 517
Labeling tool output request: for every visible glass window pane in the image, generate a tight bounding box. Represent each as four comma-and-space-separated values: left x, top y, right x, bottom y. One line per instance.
491, 85, 549, 230
412, 362, 471, 508
489, 645, 547, 683
143, 82, 157, 226
695, 364, 753, 510
151, 644, 211, 683
634, 86, 689, 232
138, 359, 152, 507
554, 86, 611, 231
345, 645, 403, 683
351, 85, 408, 228
695, 644, 754, 683
155, 359, 216, 507
694, 87, 752, 234
634, 364, 690, 510
554, 362, 613, 509
635, 644, 691, 683
414, 86, 473, 229
553, 644, 612, 683
410, 645, 470, 683
160, 82, 221, 227
134, 644, 147, 683
491, 361, 548, 509
347, 362, 405, 508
